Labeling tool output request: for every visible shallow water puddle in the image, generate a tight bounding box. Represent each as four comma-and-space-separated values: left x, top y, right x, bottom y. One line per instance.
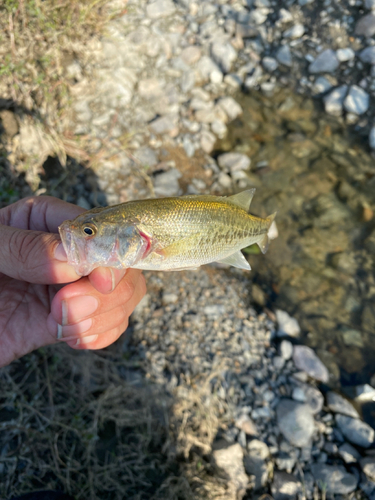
215, 88, 375, 387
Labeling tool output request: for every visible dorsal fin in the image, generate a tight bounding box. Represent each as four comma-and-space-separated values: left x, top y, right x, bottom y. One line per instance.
227, 189, 256, 212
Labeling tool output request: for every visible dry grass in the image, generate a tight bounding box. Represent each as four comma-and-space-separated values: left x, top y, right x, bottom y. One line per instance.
0, 0, 127, 183
0, 340, 239, 499
0, 344, 183, 499
0, 0, 116, 115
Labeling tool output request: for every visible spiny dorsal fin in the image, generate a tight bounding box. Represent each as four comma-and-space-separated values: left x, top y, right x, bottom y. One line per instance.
227, 189, 256, 212
217, 251, 251, 270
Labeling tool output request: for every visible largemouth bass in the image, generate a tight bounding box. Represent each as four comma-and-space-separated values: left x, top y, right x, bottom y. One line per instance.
58, 189, 276, 276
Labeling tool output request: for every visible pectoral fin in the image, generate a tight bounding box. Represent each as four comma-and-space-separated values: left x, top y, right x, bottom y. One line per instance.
156, 235, 200, 258
217, 251, 251, 270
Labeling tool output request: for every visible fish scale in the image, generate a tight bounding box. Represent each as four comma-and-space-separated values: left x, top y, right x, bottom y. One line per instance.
58, 189, 277, 275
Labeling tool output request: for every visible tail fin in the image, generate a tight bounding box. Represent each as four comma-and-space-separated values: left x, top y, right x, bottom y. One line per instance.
257, 211, 278, 254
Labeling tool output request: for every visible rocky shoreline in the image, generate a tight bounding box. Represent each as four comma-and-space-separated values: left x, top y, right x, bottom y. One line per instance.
130, 269, 375, 498
1, 0, 375, 498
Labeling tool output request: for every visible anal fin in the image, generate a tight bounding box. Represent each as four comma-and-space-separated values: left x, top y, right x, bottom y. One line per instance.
217, 251, 251, 270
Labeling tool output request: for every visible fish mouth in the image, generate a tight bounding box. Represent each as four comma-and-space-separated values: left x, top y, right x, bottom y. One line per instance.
58, 221, 94, 276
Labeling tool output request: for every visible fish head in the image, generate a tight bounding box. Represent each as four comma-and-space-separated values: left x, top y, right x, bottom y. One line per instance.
58, 211, 148, 276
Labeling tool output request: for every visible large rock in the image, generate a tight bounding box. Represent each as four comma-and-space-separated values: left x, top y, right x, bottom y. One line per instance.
280, 340, 293, 360
336, 48, 355, 62
212, 442, 249, 500
276, 310, 300, 337
336, 415, 375, 448
180, 46, 201, 65
244, 440, 270, 490
355, 13, 375, 37
271, 471, 301, 500
360, 46, 375, 64
361, 457, 375, 481
338, 442, 361, 463
283, 23, 305, 39
196, 56, 223, 83
217, 153, 251, 173
344, 85, 370, 115
312, 76, 332, 95
292, 384, 324, 414
311, 464, 357, 494
150, 114, 178, 135
276, 45, 292, 67
211, 42, 237, 73
309, 49, 339, 73
326, 392, 359, 418
153, 168, 181, 197
217, 97, 243, 121
324, 85, 348, 116
276, 399, 315, 447
146, 0, 175, 19
293, 346, 329, 382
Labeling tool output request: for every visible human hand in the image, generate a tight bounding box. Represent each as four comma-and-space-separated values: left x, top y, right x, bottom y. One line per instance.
0, 196, 146, 367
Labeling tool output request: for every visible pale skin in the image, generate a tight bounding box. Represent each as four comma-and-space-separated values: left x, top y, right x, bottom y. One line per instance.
0, 196, 147, 367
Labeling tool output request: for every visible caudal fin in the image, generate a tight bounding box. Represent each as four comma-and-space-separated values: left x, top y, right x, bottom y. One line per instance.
257, 211, 278, 254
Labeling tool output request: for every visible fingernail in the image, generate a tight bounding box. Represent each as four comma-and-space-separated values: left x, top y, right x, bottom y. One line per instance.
57, 318, 93, 340
62, 296, 99, 325
109, 269, 115, 292
55, 243, 67, 261
110, 268, 127, 292
75, 334, 98, 346
62, 300, 68, 326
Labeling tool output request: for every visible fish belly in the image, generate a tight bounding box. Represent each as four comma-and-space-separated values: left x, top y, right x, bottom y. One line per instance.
132, 231, 265, 271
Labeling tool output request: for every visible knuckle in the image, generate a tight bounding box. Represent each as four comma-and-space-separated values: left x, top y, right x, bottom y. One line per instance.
8, 230, 32, 267
11, 231, 44, 274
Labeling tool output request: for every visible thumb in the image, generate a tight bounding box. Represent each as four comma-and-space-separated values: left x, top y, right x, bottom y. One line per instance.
0, 224, 80, 284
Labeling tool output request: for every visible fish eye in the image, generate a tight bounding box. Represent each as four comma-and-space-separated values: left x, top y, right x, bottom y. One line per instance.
82, 223, 97, 237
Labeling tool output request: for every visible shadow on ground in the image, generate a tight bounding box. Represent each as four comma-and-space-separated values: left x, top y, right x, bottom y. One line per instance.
0, 114, 226, 499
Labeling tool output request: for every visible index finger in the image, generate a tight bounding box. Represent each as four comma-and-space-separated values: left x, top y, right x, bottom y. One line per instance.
0, 196, 86, 233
